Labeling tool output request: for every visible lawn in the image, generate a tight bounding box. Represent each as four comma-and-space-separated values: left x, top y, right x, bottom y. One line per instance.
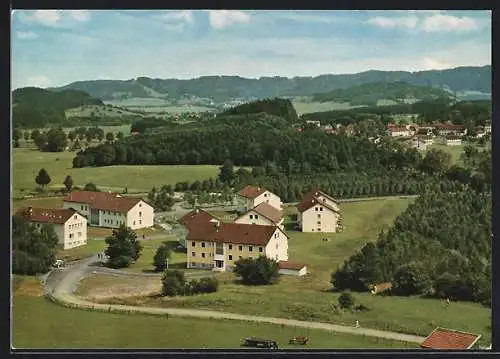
78, 197, 491, 345
124, 237, 188, 273
12, 295, 414, 349
12, 148, 220, 197
424, 144, 465, 165
56, 239, 107, 262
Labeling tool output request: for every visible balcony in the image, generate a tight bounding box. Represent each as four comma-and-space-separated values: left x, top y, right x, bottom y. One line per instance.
214, 253, 225, 261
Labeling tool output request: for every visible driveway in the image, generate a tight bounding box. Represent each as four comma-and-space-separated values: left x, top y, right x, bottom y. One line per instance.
44, 256, 425, 345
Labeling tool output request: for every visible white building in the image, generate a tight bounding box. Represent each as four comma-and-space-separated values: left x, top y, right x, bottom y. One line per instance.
297, 189, 341, 233
236, 185, 282, 212
63, 191, 154, 230
436, 136, 462, 146
278, 261, 308, 276
17, 207, 87, 249
234, 202, 284, 229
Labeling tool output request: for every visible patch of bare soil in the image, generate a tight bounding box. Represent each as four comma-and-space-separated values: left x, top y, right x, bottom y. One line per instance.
76, 274, 161, 300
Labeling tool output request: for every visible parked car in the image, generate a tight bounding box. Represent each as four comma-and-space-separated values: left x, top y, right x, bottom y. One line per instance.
53, 259, 65, 268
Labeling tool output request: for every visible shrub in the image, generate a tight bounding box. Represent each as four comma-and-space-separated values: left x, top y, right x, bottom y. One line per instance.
161, 270, 186, 296
197, 277, 219, 293
338, 291, 355, 309
233, 256, 280, 285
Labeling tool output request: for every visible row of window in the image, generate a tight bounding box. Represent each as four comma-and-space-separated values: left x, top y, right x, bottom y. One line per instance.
315, 207, 324, 212
192, 252, 243, 261
249, 214, 259, 220
68, 232, 83, 239
69, 222, 84, 230
67, 240, 86, 247
104, 219, 125, 226
80, 205, 88, 211
192, 241, 264, 253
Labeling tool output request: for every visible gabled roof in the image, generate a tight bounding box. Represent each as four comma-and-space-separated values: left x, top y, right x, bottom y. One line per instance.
179, 208, 218, 239
278, 261, 307, 270
237, 185, 268, 199
17, 207, 81, 225
297, 189, 339, 213
63, 191, 144, 213
188, 222, 288, 246
420, 327, 482, 350
237, 202, 283, 225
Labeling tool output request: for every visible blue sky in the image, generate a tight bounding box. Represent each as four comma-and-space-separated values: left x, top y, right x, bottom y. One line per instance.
11, 10, 491, 89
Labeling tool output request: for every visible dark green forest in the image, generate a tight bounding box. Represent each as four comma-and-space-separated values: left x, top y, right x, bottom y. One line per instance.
12, 87, 104, 128
331, 185, 491, 306
50, 65, 491, 101
311, 81, 451, 106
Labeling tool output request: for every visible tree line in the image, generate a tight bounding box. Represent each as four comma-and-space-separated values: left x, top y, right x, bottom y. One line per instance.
331, 185, 491, 306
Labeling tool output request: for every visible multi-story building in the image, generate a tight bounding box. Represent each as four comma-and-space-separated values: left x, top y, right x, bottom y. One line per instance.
297, 189, 341, 233
183, 213, 288, 272
234, 202, 284, 229
236, 185, 282, 213
62, 191, 154, 230
17, 207, 87, 249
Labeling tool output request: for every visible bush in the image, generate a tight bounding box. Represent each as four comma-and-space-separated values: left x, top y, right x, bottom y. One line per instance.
197, 277, 219, 293
233, 256, 280, 285
338, 292, 355, 309
161, 270, 186, 296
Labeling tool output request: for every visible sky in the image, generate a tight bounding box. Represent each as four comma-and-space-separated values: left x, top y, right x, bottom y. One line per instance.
11, 10, 491, 89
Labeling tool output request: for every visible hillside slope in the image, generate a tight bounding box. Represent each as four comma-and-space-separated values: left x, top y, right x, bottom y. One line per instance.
12, 87, 104, 127
50, 65, 491, 102
312, 82, 451, 106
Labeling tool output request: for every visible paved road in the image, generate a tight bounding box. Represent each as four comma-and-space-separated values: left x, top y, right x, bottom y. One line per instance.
44, 256, 425, 345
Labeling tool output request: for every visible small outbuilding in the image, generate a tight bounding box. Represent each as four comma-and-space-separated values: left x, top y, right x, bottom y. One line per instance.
420, 327, 482, 350
278, 261, 308, 277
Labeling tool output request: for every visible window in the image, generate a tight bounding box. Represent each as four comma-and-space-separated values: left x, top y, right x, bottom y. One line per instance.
239, 256, 242, 260
249, 246, 253, 252
255, 215, 259, 219
266, 200, 269, 203
139, 212, 142, 217
202, 253, 206, 258
317, 221, 321, 225
229, 255, 233, 260
192, 242, 196, 247
323, 198, 326, 202
317, 228, 321, 232
81, 205, 84, 210
249, 214, 253, 219
78, 232, 82, 237
259, 247, 263, 253
315, 207, 319, 211
69, 233, 73, 238
192, 252, 195, 257
139, 220, 142, 225
320, 207, 323, 212
228, 244, 232, 250
238, 245, 243, 251
133, 221, 136, 225
274, 233, 278, 238
317, 214, 321, 219
264, 193, 267, 197
312, 229, 314, 232
139, 203, 142, 207
74, 215, 77, 220
201, 242, 206, 248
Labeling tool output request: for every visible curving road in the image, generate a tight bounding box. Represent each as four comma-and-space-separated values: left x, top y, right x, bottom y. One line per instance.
44, 256, 425, 345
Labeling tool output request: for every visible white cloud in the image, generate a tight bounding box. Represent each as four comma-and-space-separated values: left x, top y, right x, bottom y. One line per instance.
420, 57, 453, 70
161, 10, 193, 23
208, 10, 250, 29
24, 75, 51, 88
24, 10, 61, 26
16, 31, 38, 40
422, 14, 479, 32
69, 10, 91, 22
366, 15, 418, 29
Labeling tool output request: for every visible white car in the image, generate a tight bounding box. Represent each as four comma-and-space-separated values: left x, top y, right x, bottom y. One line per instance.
53, 259, 65, 268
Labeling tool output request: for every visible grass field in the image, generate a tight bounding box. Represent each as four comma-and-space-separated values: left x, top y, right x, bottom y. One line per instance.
124, 237, 188, 273
424, 144, 465, 165
292, 100, 357, 115
12, 148, 220, 197
12, 294, 414, 349
78, 197, 491, 344
65, 105, 139, 119
55, 239, 107, 262
126, 106, 214, 113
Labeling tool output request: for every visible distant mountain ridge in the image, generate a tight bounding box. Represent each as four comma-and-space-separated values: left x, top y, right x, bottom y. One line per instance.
49, 65, 491, 102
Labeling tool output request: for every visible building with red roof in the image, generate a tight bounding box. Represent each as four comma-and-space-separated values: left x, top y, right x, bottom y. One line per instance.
62, 191, 153, 230
234, 202, 284, 229
16, 207, 88, 250
297, 189, 341, 233
420, 327, 482, 350
236, 185, 282, 213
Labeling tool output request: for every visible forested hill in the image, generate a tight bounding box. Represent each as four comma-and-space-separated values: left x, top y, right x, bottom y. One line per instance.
220, 98, 299, 123
311, 81, 451, 106
49, 65, 491, 102
332, 184, 491, 306
12, 87, 103, 128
